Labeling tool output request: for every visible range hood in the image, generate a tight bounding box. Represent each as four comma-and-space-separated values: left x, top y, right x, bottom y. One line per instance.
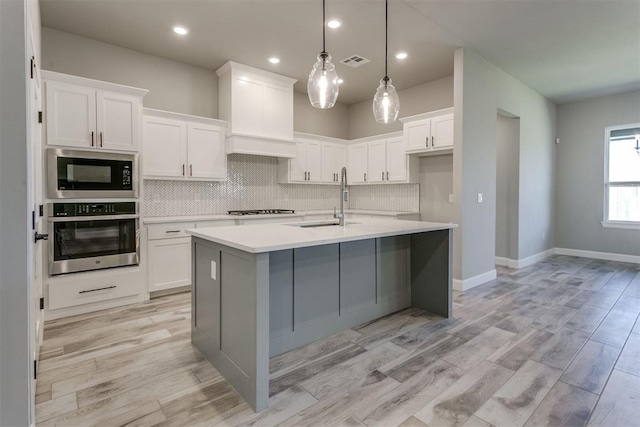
216, 61, 298, 158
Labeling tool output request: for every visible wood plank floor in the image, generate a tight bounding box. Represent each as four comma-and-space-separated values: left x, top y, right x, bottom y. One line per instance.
36, 255, 640, 426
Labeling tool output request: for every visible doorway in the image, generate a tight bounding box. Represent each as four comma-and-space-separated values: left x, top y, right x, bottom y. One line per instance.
495, 112, 520, 266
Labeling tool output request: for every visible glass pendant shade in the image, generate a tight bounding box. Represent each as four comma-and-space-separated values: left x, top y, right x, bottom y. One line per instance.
308, 53, 339, 109
373, 77, 400, 124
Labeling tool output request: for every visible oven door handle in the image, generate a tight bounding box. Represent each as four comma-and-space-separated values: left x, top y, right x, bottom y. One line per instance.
48, 214, 140, 222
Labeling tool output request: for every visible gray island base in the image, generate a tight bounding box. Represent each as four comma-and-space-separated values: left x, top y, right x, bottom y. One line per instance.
187, 219, 456, 411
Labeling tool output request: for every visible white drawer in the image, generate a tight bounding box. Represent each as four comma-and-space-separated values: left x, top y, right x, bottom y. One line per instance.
48, 267, 142, 310
147, 222, 196, 240
196, 220, 237, 228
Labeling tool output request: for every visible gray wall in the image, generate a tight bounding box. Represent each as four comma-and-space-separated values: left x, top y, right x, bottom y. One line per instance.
0, 0, 36, 424
348, 75, 454, 139
453, 48, 556, 282
419, 155, 454, 223
556, 90, 640, 256
42, 27, 219, 118
41, 28, 351, 138
293, 92, 350, 139
495, 114, 520, 260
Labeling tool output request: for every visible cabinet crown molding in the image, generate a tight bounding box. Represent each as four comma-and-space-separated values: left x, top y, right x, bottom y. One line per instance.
215, 60, 297, 85
41, 70, 148, 97
399, 107, 453, 124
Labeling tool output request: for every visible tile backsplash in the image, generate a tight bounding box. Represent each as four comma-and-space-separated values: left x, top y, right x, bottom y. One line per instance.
143, 154, 418, 217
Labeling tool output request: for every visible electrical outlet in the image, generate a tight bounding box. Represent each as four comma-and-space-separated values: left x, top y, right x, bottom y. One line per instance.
477, 193, 483, 203
448, 194, 454, 203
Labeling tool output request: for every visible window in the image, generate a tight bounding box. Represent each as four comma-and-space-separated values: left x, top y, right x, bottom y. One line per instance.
604, 124, 640, 228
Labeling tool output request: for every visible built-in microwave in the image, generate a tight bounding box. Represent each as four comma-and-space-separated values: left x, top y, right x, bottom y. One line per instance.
47, 148, 138, 199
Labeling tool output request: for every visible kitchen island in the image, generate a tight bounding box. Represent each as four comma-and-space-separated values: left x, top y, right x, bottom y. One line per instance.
187, 218, 457, 411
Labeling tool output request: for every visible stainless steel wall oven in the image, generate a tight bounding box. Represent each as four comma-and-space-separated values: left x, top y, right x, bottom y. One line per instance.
48, 202, 140, 275
47, 148, 138, 199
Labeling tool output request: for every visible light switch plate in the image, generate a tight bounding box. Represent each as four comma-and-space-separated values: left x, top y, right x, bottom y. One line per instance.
448, 194, 454, 203
477, 193, 483, 203
211, 260, 216, 280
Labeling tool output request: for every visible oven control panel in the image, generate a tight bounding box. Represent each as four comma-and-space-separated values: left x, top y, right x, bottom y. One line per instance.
50, 202, 137, 217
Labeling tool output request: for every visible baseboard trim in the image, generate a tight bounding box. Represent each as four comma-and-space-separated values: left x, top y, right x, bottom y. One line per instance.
494, 248, 555, 269
453, 269, 497, 292
555, 248, 640, 264
494, 257, 511, 267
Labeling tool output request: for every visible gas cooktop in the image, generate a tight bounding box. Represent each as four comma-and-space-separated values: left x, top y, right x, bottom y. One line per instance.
227, 209, 296, 216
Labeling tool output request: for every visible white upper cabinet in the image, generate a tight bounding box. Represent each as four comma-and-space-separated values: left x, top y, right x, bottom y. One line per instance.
143, 109, 227, 181
279, 135, 347, 185
217, 61, 298, 158
401, 108, 454, 155
348, 134, 418, 185
43, 71, 147, 152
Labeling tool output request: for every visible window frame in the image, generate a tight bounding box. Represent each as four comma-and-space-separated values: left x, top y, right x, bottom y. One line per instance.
602, 123, 640, 230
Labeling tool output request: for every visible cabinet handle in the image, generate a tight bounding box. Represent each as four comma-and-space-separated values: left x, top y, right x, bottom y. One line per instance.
387, 171, 389, 180
426, 136, 428, 147
432, 136, 434, 146
165, 230, 181, 233
382, 171, 385, 180
91, 131, 95, 147
364, 172, 367, 182
190, 164, 193, 176
182, 164, 185, 176
100, 131, 103, 147
79, 285, 116, 294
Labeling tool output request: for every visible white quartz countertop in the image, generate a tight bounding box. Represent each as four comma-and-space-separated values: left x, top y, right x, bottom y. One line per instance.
186, 218, 457, 253
142, 210, 419, 224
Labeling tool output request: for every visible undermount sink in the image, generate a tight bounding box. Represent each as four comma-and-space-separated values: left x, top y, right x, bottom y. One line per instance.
287, 221, 360, 228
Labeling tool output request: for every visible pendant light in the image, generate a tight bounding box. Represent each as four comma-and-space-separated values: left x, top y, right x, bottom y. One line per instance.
308, 0, 339, 109
373, 0, 400, 123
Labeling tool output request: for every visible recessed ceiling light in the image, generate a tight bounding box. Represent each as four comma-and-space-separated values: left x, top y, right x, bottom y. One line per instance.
338, 78, 344, 84
395, 52, 408, 60
172, 25, 189, 36
327, 19, 342, 29
268, 57, 280, 64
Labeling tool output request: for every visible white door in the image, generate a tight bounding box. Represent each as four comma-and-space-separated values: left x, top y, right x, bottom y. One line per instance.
386, 137, 408, 182
348, 143, 368, 184
28, 22, 43, 423
405, 119, 430, 151
148, 238, 192, 291
289, 140, 307, 182
431, 114, 454, 149
45, 81, 96, 148
321, 143, 336, 183
143, 116, 187, 178
188, 123, 227, 180
96, 91, 139, 151
306, 141, 322, 182
367, 139, 387, 183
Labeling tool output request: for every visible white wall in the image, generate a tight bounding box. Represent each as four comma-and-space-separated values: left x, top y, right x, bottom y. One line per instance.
495, 114, 520, 260
348, 75, 454, 139
0, 0, 36, 424
454, 48, 556, 284
419, 155, 454, 223
556, 90, 640, 256
293, 92, 350, 139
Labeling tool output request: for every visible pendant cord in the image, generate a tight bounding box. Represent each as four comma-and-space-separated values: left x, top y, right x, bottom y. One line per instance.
384, 0, 388, 79
322, 0, 326, 54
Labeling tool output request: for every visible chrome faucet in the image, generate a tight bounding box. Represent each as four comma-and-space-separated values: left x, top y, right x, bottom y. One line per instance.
334, 167, 349, 226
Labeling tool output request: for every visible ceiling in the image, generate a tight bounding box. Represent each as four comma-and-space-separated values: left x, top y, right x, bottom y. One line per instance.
40, 0, 640, 106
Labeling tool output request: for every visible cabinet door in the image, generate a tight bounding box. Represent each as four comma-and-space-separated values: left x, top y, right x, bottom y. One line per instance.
187, 123, 227, 180
367, 139, 387, 183
262, 82, 294, 140
45, 81, 96, 148
96, 91, 140, 151
321, 143, 336, 183
386, 137, 408, 182
306, 141, 322, 182
148, 237, 192, 292
289, 140, 307, 182
231, 75, 263, 136
404, 119, 430, 151
143, 116, 187, 178
431, 114, 454, 149
348, 143, 368, 184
